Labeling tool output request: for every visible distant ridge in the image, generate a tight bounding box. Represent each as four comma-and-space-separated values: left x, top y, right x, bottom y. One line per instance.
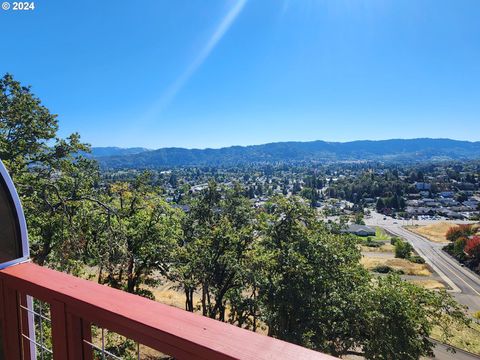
92, 138, 480, 169
90, 147, 150, 158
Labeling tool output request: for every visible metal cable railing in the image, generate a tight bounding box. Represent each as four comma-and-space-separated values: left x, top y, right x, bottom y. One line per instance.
19, 297, 53, 360
0, 262, 336, 360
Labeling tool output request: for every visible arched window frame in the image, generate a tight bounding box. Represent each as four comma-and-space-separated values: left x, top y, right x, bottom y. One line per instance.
0, 160, 30, 269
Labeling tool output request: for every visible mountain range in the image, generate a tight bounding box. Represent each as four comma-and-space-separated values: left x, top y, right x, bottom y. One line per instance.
90, 138, 480, 169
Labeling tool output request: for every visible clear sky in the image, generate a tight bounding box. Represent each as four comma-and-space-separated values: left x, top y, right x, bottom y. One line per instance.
2, 0, 480, 149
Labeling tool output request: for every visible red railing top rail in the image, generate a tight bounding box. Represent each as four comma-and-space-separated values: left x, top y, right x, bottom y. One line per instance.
0, 262, 338, 360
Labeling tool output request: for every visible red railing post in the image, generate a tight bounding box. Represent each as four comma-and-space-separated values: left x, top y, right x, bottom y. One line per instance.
66, 312, 83, 360
0, 280, 8, 358
0, 281, 23, 359
50, 300, 69, 359
81, 319, 93, 360
66, 312, 93, 360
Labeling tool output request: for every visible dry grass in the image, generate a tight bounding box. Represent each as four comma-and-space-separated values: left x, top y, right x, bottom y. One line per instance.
149, 283, 270, 335
431, 320, 480, 355
409, 279, 445, 290
406, 222, 455, 243
361, 256, 431, 276
145, 280, 190, 310
151, 288, 188, 309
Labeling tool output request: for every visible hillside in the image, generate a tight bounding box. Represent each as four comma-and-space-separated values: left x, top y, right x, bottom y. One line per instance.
92, 138, 480, 169
90, 147, 150, 157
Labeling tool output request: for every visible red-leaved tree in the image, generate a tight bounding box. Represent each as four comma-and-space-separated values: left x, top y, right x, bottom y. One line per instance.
465, 236, 480, 260
446, 224, 475, 242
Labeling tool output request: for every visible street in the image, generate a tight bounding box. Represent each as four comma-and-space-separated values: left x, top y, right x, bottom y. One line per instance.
366, 212, 480, 313
365, 213, 480, 360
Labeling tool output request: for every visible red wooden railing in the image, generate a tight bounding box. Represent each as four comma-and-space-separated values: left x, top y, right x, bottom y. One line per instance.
0, 261, 338, 359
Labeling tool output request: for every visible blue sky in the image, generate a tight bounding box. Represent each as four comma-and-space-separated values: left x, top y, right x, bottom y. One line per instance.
2, 0, 480, 149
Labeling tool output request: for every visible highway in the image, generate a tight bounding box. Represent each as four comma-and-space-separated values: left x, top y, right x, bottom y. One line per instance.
366, 213, 480, 313
365, 213, 480, 359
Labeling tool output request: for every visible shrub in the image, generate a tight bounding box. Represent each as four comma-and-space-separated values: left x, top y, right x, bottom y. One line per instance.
474, 311, 480, 320
390, 237, 400, 246
354, 212, 365, 225
395, 240, 413, 259
373, 265, 393, 274
365, 239, 381, 248
372, 265, 404, 275
453, 237, 468, 258
443, 243, 454, 254
409, 256, 425, 264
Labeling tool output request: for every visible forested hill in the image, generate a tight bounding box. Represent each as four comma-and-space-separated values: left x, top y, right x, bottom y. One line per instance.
92, 138, 480, 168
90, 147, 150, 157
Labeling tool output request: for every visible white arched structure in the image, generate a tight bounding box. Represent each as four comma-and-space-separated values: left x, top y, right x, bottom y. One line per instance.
0, 159, 30, 269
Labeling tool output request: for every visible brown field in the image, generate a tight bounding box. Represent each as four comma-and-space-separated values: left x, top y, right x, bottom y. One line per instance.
406, 222, 455, 243
409, 279, 445, 290
361, 256, 431, 276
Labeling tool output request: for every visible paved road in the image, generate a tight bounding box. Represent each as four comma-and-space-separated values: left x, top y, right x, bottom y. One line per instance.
365, 213, 480, 359
366, 213, 480, 314
428, 340, 480, 360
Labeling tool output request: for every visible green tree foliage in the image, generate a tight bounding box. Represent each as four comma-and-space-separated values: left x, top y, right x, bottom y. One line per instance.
26, 157, 100, 268
172, 181, 256, 322
300, 186, 320, 207
376, 194, 405, 212
354, 212, 365, 225
394, 239, 413, 259
363, 275, 468, 360
254, 197, 468, 358
376, 197, 385, 212
90, 174, 183, 298
453, 237, 468, 260
255, 197, 369, 356
1, 73, 60, 178
0, 73, 93, 268
330, 170, 408, 209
